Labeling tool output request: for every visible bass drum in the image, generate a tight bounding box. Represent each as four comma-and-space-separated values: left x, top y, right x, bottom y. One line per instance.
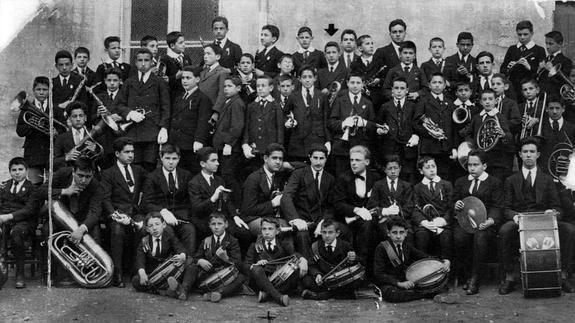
405, 258, 449, 294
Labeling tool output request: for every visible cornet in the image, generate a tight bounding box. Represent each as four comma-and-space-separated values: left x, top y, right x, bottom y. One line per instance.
75, 126, 105, 160
420, 115, 447, 140
119, 108, 151, 133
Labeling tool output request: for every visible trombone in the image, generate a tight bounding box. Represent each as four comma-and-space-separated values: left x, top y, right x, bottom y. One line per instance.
520, 92, 546, 140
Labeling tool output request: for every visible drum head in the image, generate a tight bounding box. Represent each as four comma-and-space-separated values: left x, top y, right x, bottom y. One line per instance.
457, 196, 487, 234
406, 258, 446, 287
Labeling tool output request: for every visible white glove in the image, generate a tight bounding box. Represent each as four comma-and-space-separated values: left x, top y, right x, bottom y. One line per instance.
242, 144, 255, 159
381, 204, 400, 216
127, 110, 146, 123
285, 118, 297, 128
157, 127, 168, 144
356, 116, 367, 128
193, 141, 203, 153
223, 144, 232, 156
160, 208, 178, 226
433, 217, 447, 227
406, 134, 419, 147
450, 148, 458, 160
355, 207, 372, 221
290, 219, 308, 231
233, 216, 249, 230
314, 219, 324, 237
324, 142, 331, 155
341, 117, 355, 129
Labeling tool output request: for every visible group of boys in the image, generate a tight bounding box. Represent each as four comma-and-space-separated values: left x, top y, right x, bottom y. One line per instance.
2, 16, 575, 305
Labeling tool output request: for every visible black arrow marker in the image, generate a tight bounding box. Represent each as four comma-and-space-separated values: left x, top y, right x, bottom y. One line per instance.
325, 23, 338, 36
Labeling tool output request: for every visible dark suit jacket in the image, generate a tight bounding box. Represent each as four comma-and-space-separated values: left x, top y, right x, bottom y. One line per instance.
414, 95, 456, 154
163, 54, 194, 97
199, 64, 229, 113
292, 49, 327, 76
255, 46, 284, 78
558, 187, 575, 225
92, 90, 123, 152
538, 53, 573, 99
0, 179, 37, 223
188, 173, 236, 229
467, 112, 514, 162
245, 237, 297, 274
540, 119, 575, 171
317, 63, 348, 91
421, 58, 446, 81
284, 90, 331, 158
308, 239, 356, 277
218, 39, 242, 70
499, 96, 522, 136
332, 170, 381, 224
350, 55, 387, 93
213, 94, 245, 151
73, 67, 98, 87
503, 170, 562, 221
52, 73, 88, 108
443, 53, 477, 87
378, 99, 418, 158
241, 167, 288, 224
281, 166, 336, 223
168, 89, 212, 150
328, 91, 376, 156
95, 62, 131, 83
193, 232, 242, 269
382, 65, 428, 101
117, 72, 171, 142
367, 177, 413, 219
53, 131, 76, 169
243, 99, 284, 148
142, 167, 193, 220
338, 52, 360, 71
373, 240, 428, 286
471, 76, 517, 102
500, 44, 546, 99
453, 174, 504, 228
37, 167, 103, 230
135, 231, 186, 273
411, 179, 454, 225
100, 163, 147, 216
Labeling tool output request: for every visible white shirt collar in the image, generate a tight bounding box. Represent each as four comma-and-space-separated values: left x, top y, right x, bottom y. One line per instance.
59, 75, 69, 82
167, 47, 183, 59
213, 232, 226, 243
422, 176, 441, 185
310, 166, 323, 177
201, 170, 214, 185
549, 50, 561, 57
458, 52, 470, 62
480, 108, 499, 117
348, 91, 362, 103
264, 238, 276, 248
104, 57, 124, 64
361, 55, 373, 65
117, 160, 130, 171
11, 179, 25, 192
162, 167, 178, 187
433, 93, 444, 101
394, 97, 406, 106
392, 42, 401, 53
34, 99, 46, 110
237, 70, 253, 80
208, 62, 220, 72
522, 166, 537, 182
258, 44, 276, 55
433, 57, 443, 64
302, 86, 314, 96
468, 172, 488, 181
73, 127, 85, 137
328, 61, 339, 70
263, 166, 274, 182
454, 98, 473, 106
138, 70, 152, 83
325, 238, 337, 249
215, 37, 228, 47
400, 62, 412, 69
255, 95, 274, 103
297, 46, 316, 54
517, 41, 536, 50
108, 89, 118, 97
549, 117, 564, 129
387, 176, 398, 188
355, 170, 367, 179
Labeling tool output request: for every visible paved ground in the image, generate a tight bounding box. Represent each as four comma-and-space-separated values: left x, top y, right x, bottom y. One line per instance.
1, 275, 574, 322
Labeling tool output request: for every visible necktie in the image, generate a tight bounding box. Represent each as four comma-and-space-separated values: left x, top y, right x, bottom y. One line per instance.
177, 56, 183, 67
267, 241, 273, 253
354, 174, 365, 181
471, 178, 479, 195
436, 95, 442, 104
153, 238, 160, 256
553, 120, 560, 132
346, 54, 351, 68
520, 45, 527, 52
430, 181, 436, 194
215, 236, 221, 250
330, 65, 334, 72
436, 59, 442, 67
547, 55, 553, 62
390, 180, 396, 194
109, 92, 114, 101
306, 88, 312, 107
353, 95, 358, 106
396, 101, 403, 124
113, 61, 119, 68
483, 77, 490, 90
124, 165, 134, 187
62, 77, 67, 88
139, 74, 144, 85
304, 51, 309, 60
404, 66, 410, 74
269, 174, 274, 190
12, 183, 17, 194
526, 170, 533, 188
216, 40, 221, 47
260, 100, 265, 108
397, 244, 404, 262
327, 245, 333, 254
209, 176, 215, 189
314, 170, 321, 193
168, 172, 176, 193
529, 101, 534, 113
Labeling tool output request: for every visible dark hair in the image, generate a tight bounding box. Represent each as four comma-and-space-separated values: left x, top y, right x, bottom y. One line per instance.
74, 47, 90, 58
429, 37, 444, 47
66, 101, 87, 116
241, 53, 255, 63
197, 147, 217, 163
399, 41, 416, 53
277, 74, 293, 85
182, 65, 203, 78
140, 35, 158, 47
519, 136, 540, 152
321, 219, 339, 231
454, 81, 472, 91
298, 64, 316, 77
386, 216, 409, 231
467, 149, 488, 164
347, 72, 364, 81
429, 72, 445, 81
145, 212, 165, 226
545, 31, 564, 44
349, 145, 371, 160
209, 212, 228, 223
307, 143, 328, 157
388, 19, 407, 32
205, 43, 223, 57
297, 26, 312, 36
135, 48, 153, 59
104, 36, 121, 49
492, 73, 510, 85
9, 157, 28, 170
212, 16, 229, 29
324, 41, 340, 52
166, 31, 184, 48
226, 75, 242, 87
159, 143, 181, 157
516, 20, 533, 32
257, 75, 273, 85
476, 51, 494, 63
457, 32, 474, 44
73, 158, 95, 173
33, 76, 49, 88
103, 68, 122, 79
417, 155, 435, 169
340, 29, 357, 42
546, 99, 564, 108
357, 34, 372, 47
391, 76, 408, 88
113, 137, 134, 153
264, 143, 285, 157
520, 77, 539, 88
480, 88, 496, 98
262, 24, 280, 41
261, 217, 280, 229
383, 154, 402, 168
54, 50, 73, 64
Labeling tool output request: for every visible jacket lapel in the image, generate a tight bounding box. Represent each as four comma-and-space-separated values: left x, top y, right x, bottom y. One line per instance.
114, 164, 131, 194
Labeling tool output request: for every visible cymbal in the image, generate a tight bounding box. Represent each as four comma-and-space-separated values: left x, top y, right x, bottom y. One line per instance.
457, 196, 487, 234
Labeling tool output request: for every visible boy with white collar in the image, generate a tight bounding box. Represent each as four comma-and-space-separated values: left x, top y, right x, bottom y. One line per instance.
95, 36, 131, 84
539, 100, 575, 171
164, 31, 193, 98
292, 26, 327, 76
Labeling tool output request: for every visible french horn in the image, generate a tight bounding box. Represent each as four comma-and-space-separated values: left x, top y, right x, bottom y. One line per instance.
476, 115, 502, 152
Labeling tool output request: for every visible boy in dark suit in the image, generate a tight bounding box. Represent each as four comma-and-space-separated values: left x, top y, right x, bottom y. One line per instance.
140, 35, 159, 68
73, 47, 97, 87
374, 19, 416, 73
538, 31, 573, 100
179, 212, 246, 302
501, 21, 546, 102
235, 53, 258, 105
339, 29, 359, 71
421, 38, 446, 82
518, 78, 545, 139
540, 101, 575, 172
329, 74, 377, 175
244, 218, 308, 306
410, 156, 453, 260
53, 50, 88, 112
383, 41, 428, 103
141, 144, 196, 255
499, 137, 575, 294
443, 32, 476, 92
301, 220, 361, 300
132, 213, 192, 299
0, 158, 38, 288
284, 65, 331, 161
16, 76, 66, 185
200, 44, 229, 115
453, 149, 503, 295
95, 36, 131, 84
452, 82, 480, 153
292, 26, 327, 75
317, 41, 348, 98
350, 35, 386, 109
373, 217, 451, 303
117, 48, 171, 172
101, 137, 148, 287
255, 25, 284, 78
168, 65, 212, 174
491, 74, 522, 137
164, 31, 193, 99
211, 16, 242, 70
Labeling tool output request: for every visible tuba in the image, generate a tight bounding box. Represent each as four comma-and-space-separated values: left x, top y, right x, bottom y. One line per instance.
48, 201, 114, 288
476, 114, 502, 152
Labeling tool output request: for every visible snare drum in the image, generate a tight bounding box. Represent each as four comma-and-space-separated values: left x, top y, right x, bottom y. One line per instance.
322, 263, 365, 290
199, 266, 239, 292
519, 212, 562, 298
148, 258, 185, 291
269, 256, 299, 288
405, 258, 449, 294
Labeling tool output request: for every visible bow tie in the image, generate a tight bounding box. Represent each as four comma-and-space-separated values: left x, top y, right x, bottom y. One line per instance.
353, 173, 365, 181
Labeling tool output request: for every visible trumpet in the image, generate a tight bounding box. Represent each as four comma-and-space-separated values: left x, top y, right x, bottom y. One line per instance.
345, 208, 383, 224
119, 108, 151, 133
420, 115, 447, 140
328, 81, 341, 106
21, 102, 68, 136
452, 105, 470, 124
341, 115, 359, 141
85, 82, 120, 134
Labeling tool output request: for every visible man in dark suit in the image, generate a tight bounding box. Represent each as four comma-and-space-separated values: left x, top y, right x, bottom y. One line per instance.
539, 101, 575, 172
163, 31, 194, 99
117, 48, 171, 172
317, 42, 348, 96
339, 29, 359, 71
53, 50, 88, 113
382, 41, 428, 103
453, 150, 504, 295
373, 19, 417, 78
142, 144, 196, 256
211, 16, 242, 70
255, 25, 284, 78
0, 158, 39, 288
499, 137, 575, 294
101, 137, 147, 287
538, 31, 573, 100
168, 66, 212, 174
443, 32, 477, 92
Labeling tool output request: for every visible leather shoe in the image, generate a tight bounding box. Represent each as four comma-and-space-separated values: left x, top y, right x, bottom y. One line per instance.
465, 277, 478, 295
257, 291, 268, 303
112, 275, 125, 288
15, 274, 26, 289
562, 280, 575, 293
210, 291, 222, 302
498, 280, 515, 295
279, 295, 289, 307
301, 289, 317, 300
